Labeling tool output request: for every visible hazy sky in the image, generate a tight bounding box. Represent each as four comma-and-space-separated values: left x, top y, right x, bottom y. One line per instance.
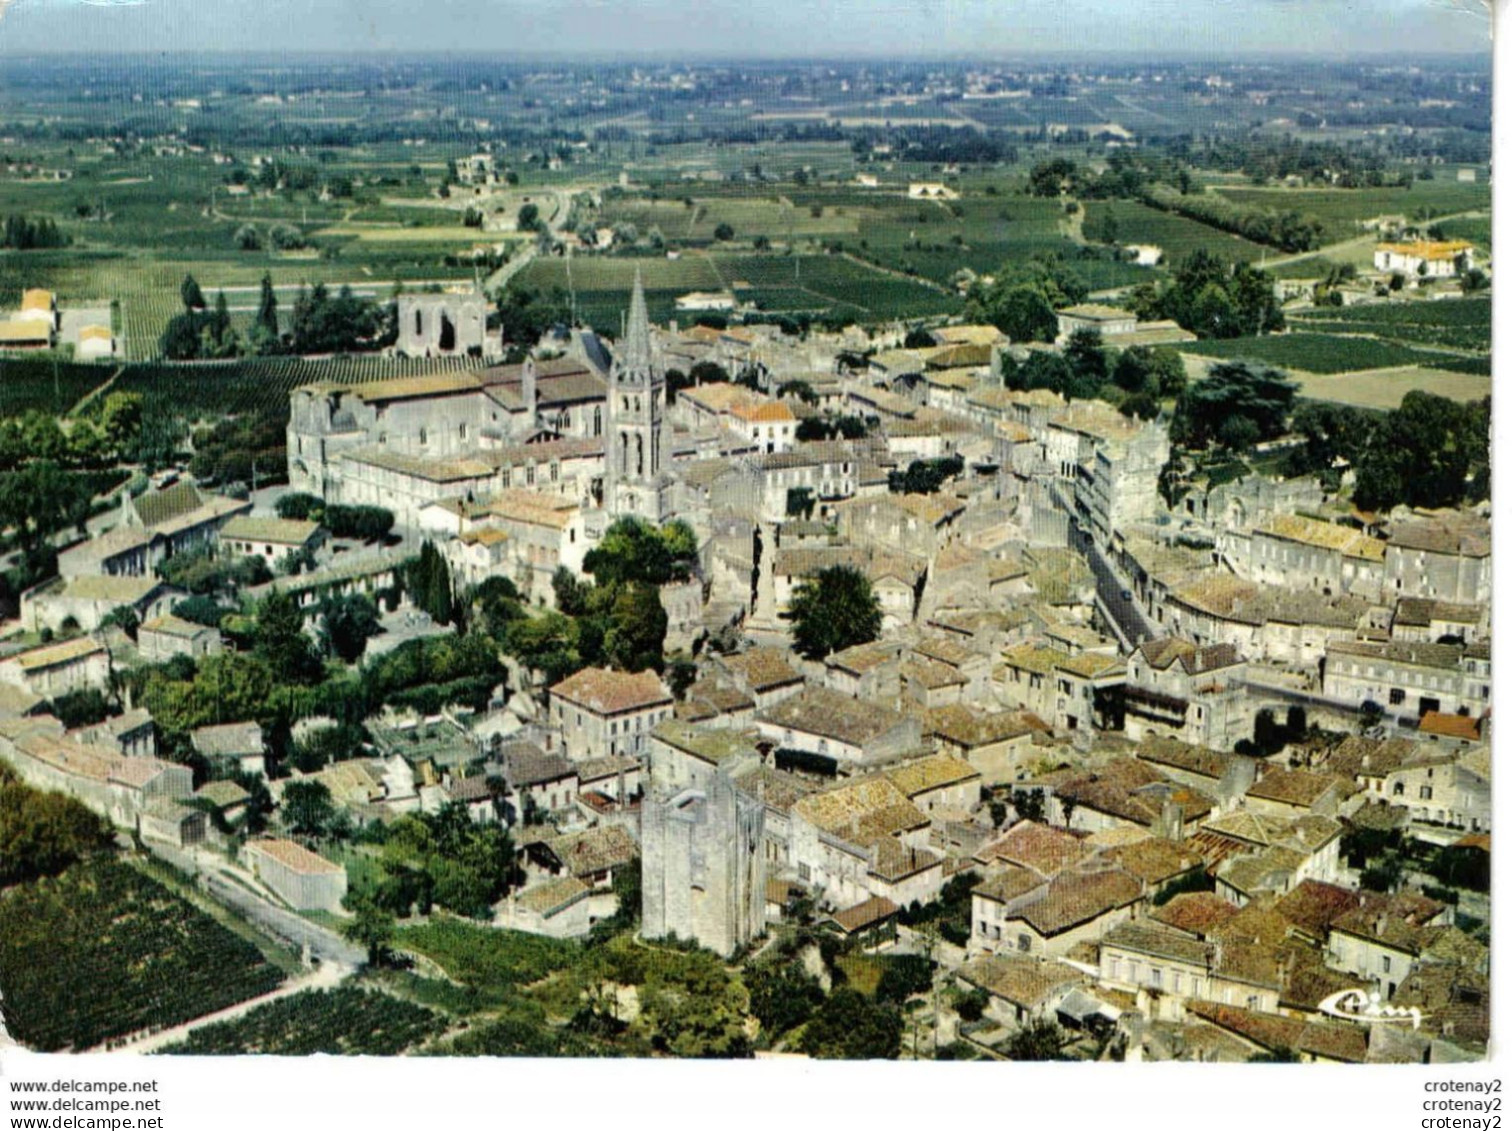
0, 0, 1492, 57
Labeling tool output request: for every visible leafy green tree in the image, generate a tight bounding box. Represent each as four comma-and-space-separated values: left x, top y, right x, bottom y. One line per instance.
666, 654, 698, 700
252, 273, 281, 353
0, 766, 115, 888
747, 963, 825, 1038
633, 944, 751, 1057
1171, 360, 1296, 449
1004, 1017, 1069, 1061
1064, 327, 1110, 389
604, 582, 667, 673
408, 541, 455, 625
1353, 392, 1489, 512
876, 954, 935, 1005
320, 593, 383, 664
255, 590, 323, 685
789, 565, 882, 660
973, 283, 1057, 344
99, 606, 140, 640
99, 393, 145, 455
342, 898, 396, 967
584, 518, 696, 587
799, 989, 903, 1059
1009, 350, 1073, 395
275, 493, 323, 521
180, 274, 207, 311
502, 610, 581, 687
281, 780, 338, 838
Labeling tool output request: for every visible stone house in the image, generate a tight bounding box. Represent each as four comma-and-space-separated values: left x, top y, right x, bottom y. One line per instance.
191, 721, 267, 779
0, 637, 112, 697
137, 614, 223, 662
924, 704, 1048, 786
957, 954, 1086, 1029
22, 575, 184, 634
1384, 517, 1490, 605
548, 666, 674, 761
1123, 639, 1250, 752
788, 775, 942, 911
496, 740, 579, 822
496, 876, 593, 939
0, 715, 192, 831
755, 686, 923, 770
1326, 892, 1453, 999
1243, 768, 1354, 820
1223, 514, 1386, 601
1323, 639, 1490, 723
997, 644, 1125, 734
218, 516, 325, 565
711, 647, 806, 711
970, 866, 1141, 958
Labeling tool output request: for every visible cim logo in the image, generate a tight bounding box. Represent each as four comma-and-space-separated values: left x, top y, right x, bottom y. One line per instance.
1317, 989, 1424, 1029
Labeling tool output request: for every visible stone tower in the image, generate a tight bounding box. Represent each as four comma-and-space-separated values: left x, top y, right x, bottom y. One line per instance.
640, 760, 766, 958
605, 270, 669, 521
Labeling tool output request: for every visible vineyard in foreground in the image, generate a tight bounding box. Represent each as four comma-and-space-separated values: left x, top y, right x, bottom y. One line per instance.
0, 859, 284, 1051
159, 986, 445, 1056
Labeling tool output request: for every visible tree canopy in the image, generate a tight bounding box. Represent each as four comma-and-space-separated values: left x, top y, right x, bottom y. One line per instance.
789, 565, 883, 660
1171, 360, 1297, 450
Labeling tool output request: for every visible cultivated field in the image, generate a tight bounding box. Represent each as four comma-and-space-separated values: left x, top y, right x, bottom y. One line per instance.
0, 860, 284, 1052
1291, 366, 1491, 411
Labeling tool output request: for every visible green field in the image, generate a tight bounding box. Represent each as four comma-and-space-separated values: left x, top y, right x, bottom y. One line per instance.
160, 986, 445, 1056
1081, 199, 1275, 264
1212, 182, 1490, 243
0, 859, 284, 1052
513, 249, 957, 329
0, 356, 115, 418
397, 917, 581, 990
1292, 296, 1491, 353
112, 354, 479, 421
1180, 331, 1480, 374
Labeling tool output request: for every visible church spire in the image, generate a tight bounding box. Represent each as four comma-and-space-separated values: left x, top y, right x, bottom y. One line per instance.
622, 267, 652, 371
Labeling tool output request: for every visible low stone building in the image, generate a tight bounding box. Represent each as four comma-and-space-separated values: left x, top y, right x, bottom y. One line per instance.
0, 637, 113, 698
138, 614, 223, 661
241, 838, 348, 913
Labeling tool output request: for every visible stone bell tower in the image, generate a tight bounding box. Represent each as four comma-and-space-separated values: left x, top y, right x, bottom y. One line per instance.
605, 270, 669, 521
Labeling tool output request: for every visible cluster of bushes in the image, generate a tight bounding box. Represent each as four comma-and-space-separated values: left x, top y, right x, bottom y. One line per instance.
276, 494, 394, 541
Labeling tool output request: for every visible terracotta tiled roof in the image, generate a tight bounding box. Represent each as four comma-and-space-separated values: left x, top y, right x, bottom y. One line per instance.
246, 838, 343, 876
959, 954, 1082, 1009
550, 666, 671, 716
547, 825, 637, 878
1009, 869, 1141, 936
1246, 767, 1348, 808
1151, 892, 1241, 937
1418, 711, 1482, 742
975, 820, 1089, 877
829, 895, 900, 934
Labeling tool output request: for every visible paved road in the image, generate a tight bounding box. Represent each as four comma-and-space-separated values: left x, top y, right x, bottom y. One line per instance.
1073, 524, 1159, 647
201, 873, 366, 967
145, 839, 365, 967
